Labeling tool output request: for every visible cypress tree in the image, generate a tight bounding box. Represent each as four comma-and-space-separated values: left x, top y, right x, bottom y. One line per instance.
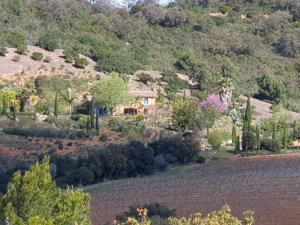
272, 122, 277, 140
282, 124, 288, 150
12, 99, 17, 121
293, 120, 297, 140
244, 96, 252, 130
232, 125, 237, 144
90, 98, 95, 129
2, 95, 7, 115
54, 92, 58, 117
256, 125, 260, 151
235, 135, 240, 154
86, 117, 91, 134
95, 110, 100, 133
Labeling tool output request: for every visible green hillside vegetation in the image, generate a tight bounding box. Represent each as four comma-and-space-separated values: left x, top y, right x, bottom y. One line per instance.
0, 0, 299, 111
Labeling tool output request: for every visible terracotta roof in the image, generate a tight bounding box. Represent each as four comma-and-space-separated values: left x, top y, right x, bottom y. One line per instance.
130, 90, 156, 98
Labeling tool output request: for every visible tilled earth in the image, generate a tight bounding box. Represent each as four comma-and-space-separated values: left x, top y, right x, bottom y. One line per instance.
88, 154, 300, 225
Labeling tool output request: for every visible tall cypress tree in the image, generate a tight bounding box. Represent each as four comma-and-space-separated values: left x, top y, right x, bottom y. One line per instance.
2, 95, 7, 115
90, 98, 95, 129
12, 99, 17, 121
244, 96, 252, 130
256, 125, 260, 151
272, 122, 277, 140
282, 124, 288, 150
235, 135, 240, 154
95, 110, 100, 133
232, 125, 237, 144
54, 92, 58, 117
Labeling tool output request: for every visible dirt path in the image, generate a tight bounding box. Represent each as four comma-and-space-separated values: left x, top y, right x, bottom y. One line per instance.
87, 155, 300, 225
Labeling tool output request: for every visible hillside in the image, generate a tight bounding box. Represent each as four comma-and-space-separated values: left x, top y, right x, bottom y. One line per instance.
87, 154, 300, 225
0, 0, 299, 111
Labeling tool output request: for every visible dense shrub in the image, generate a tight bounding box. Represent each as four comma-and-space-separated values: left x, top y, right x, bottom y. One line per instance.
162, 70, 188, 94
138, 73, 154, 84
8, 32, 26, 48
31, 52, 44, 61
63, 49, 79, 63
208, 129, 224, 149
38, 32, 59, 51
261, 138, 280, 152
97, 55, 139, 74
149, 137, 198, 164
74, 57, 89, 68
154, 154, 168, 171
194, 153, 206, 164
16, 44, 28, 55
3, 127, 68, 138
242, 131, 257, 151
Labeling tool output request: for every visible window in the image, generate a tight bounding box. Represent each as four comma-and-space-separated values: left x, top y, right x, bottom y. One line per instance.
144, 97, 149, 105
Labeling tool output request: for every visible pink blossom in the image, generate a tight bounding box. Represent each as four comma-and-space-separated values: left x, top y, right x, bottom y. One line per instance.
201, 94, 229, 113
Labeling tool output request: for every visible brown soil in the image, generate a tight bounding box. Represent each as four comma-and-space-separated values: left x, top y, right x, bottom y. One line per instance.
87, 154, 300, 225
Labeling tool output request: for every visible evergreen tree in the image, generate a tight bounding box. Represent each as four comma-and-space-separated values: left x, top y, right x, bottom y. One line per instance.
272, 122, 277, 140
232, 125, 237, 144
244, 96, 252, 130
256, 125, 260, 151
2, 95, 7, 115
95, 110, 100, 133
54, 92, 58, 117
292, 120, 297, 140
12, 99, 17, 121
282, 124, 288, 150
235, 135, 240, 154
0, 158, 92, 225
90, 98, 95, 129
86, 117, 91, 134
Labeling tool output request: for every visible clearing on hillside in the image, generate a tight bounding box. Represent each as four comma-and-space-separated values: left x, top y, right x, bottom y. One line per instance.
87, 155, 300, 225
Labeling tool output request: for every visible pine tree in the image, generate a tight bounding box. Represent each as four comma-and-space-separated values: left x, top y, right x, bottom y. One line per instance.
272, 122, 277, 140
256, 125, 260, 151
282, 124, 288, 150
244, 96, 252, 130
235, 135, 240, 154
54, 92, 58, 117
232, 125, 237, 144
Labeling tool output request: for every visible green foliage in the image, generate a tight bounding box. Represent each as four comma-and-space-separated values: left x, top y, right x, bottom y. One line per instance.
63, 49, 79, 63
232, 125, 237, 144
31, 52, 43, 61
194, 153, 206, 164
244, 96, 252, 130
138, 73, 154, 84
242, 131, 256, 152
282, 124, 288, 150
8, 32, 26, 48
0, 46, 8, 56
75, 57, 89, 69
38, 32, 60, 51
208, 129, 224, 149
92, 73, 132, 109
3, 127, 68, 138
171, 98, 199, 132
256, 125, 261, 151
17, 44, 28, 55
235, 135, 240, 154
0, 158, 92, 225
256, 74, 286, 104
261, 138, 280, 152
162, 71, 188, 96
54, 92, 59, 117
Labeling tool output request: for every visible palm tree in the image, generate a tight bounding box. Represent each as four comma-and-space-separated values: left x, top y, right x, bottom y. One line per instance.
63, 87, 76, 115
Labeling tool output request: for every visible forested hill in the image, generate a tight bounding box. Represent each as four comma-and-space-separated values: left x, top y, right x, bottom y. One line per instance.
0, 0, 299, 111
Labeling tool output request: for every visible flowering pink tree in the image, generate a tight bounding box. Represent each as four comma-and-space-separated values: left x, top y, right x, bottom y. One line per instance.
201, 94, 229, 113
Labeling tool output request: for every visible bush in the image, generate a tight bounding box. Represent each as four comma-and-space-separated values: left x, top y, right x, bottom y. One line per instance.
219, 5, 232, 14
38, 32, 59, 51
194, 153, 206, 164
74, 57, 89, 68
149, 137, 198, 164
138, 73, 154, 84
0, 46, 8, 56
154, 154, 168, 171
16, 44, 28, 55
208, 129, 224, 149
75, 166, 95, 185
8, 32, 26, 48
31, 52, 44, 61
242, 131, 257, 151
63, 49, 79, 63
3, 127, 68, 138
261, 138, 280, 152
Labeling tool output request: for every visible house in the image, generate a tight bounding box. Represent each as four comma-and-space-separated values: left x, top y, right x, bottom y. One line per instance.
113, 89, 156, 115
